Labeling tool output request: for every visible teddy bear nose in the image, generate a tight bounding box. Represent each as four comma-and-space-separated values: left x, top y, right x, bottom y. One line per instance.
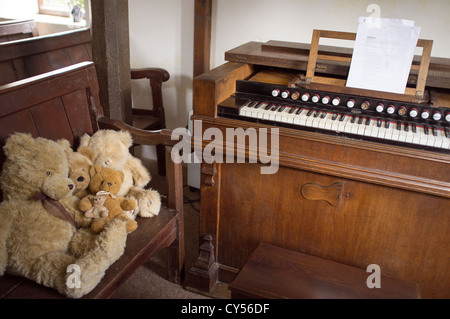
77, 176, 84, 182
68, 184, 74, 190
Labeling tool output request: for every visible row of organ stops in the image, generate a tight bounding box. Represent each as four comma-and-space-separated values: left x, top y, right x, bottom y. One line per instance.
271, 89, 450, 122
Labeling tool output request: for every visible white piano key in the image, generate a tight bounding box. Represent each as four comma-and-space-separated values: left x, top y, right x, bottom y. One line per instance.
239, 100, 253, 117
377, 120, 387, 139
405, 124, 415, 144
342, 115, 354, 133
351, 117, 360, 135
330, 114, 341, 131
357, 118, 366, 136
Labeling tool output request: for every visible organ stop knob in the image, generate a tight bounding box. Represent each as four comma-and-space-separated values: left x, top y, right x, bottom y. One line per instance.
376, 103, 384, 112
387, 105, 396, 114
421, 109, 430, 119
433, 111, 442, 121
347, 99, 355, 108
281, 90, 290, 98
322, 96, 330, 104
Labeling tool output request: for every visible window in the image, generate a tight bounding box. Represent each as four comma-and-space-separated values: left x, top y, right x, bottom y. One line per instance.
38, 0, 85, 20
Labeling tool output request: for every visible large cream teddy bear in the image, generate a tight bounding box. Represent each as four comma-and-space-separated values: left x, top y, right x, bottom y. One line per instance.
0, 133, 128, 298
79, 130, 161, 218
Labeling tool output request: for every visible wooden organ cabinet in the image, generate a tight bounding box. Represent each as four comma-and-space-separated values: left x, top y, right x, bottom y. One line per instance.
187, 37, 450, 299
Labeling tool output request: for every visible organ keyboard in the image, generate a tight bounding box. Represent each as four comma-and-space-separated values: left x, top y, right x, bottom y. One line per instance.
218, 81, 450, 152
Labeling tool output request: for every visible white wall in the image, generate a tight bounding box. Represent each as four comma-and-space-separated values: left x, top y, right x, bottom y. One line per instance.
128, 0, 450, 130
128, 0, 195, 130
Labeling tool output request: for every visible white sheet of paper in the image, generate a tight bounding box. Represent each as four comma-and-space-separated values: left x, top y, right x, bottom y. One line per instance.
346, 17, 421, 94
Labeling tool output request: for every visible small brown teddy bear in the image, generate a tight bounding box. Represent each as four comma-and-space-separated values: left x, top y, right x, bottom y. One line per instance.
84, 194, 109, 218
79, 165, 138, 234
67, 146, 96, 199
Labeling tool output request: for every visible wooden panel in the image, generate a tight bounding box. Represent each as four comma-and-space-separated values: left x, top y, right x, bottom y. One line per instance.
30, 98, 74, 143
217, 162, 450, 299
47, 48, 73, 70
193, 62, 255, 117
0, 61, 16, 84
67, 44, 92, 64
23, 53, 53, 77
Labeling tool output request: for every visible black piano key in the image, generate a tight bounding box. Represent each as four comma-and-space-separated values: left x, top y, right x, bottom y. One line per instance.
313, 111, 320, 118
445, 128, 450, 138
271, 104, 279, 111
320, 112, 327, 119
265, 103, 272, 110
296, 108, 304, 115
424, 125, 429, 135
396, 122, 401, 131
377, 119, 382, 127
432, 126, 438, 136
339, 114, 345, 122
278, 105, 286, 112
365, 118, 370, 126
249, 101, 259, 108
254, 102, 264, 109
331, 113, 338, 121
351, 116, 357, 124
289, 107, 296, 114
412, 123, 417, 133
404, 123, 409, 132
358, 117, 364, 125
306, 109, 314, 116
385, 121, 390, 129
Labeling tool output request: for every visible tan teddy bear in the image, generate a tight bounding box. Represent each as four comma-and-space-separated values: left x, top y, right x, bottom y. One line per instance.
79, 165, 138, 234
67, 145, 96, 199
0, 133, 128, 298
84, 194, 109, 218
79, 129, 161, 218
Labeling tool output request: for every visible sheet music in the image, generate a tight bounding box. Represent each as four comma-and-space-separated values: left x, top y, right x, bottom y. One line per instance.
346, 17, 421, 94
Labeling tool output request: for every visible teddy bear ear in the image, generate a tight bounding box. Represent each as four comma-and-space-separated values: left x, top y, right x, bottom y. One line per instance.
56, 138, 73, 158
79, 133, 91, 147
78, 146, 96, 163
117, 130, 133, 148
3, 133, 35, 160
89, 164, 102, 177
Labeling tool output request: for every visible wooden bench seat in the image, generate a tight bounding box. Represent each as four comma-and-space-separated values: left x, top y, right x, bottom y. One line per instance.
1, 208, 179, 299
229, 243, 420, 299
0, 62, 184, 299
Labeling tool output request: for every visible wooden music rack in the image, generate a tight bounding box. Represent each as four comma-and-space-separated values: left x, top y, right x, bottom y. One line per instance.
294, 29, 433, 103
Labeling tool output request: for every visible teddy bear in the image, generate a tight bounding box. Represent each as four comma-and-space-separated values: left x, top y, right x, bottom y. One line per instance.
79, 165, 138, 234
84, 194, 109, 218
79, 129, 161, 217
0, 133, 128, 298
66, 145, 96, 199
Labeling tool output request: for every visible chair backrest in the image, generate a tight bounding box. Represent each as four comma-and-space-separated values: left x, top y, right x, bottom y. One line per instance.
0, 62, 102, 175
0, 28, 92, 85
0, 19, 39, 43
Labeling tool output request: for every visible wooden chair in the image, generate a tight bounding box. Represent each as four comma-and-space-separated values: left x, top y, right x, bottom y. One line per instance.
131, 67, 170, 176
0, 62, 184, 299
0, 28, 169, 175
0, 19, 38, 43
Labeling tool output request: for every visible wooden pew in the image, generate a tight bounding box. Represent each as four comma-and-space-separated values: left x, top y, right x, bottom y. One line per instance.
0, 27, 169, 175
0, 62, 184, 299
0, 19, 38, 43
0, 28, 92, 85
